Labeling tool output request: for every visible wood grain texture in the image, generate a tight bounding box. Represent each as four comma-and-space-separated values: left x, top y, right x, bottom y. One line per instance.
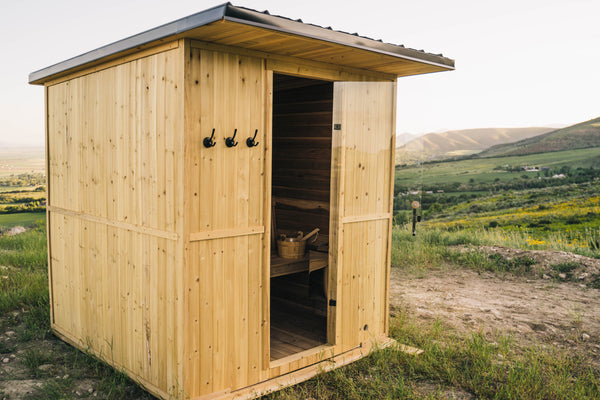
183, 47, 266, 398
190, 39, 398, 82
46, 45, 185, 398
272, 75, 333, 236
46, 35, 397, 400
330, 81, 395, 352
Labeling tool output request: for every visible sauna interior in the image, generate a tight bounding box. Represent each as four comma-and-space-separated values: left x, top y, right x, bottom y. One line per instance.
270, 73, 333, 360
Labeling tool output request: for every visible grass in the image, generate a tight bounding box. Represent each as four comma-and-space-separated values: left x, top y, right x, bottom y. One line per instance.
551, 261, 580, 274
390, 227, 545, 277
0, 212, 46, 229
0, 219, 154, 399
1, 211, 599, 399
0, 222, 49, 313
269, 311, 600, 399
415, 184, 600, 259
23, 348, 53, 377
395, 147, 600, 188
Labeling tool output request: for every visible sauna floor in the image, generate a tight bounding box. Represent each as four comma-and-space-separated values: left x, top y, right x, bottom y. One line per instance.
270, 301, 327, 361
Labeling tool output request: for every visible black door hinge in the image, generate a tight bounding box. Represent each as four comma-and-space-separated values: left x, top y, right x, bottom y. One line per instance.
329, 299, 337, 307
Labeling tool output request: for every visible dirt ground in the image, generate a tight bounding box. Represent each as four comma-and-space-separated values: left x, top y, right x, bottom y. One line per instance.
390, 246, 600, 366
2, 245, 599, 399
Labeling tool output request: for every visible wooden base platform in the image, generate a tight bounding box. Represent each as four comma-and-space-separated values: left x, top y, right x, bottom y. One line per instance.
270, 301, 327, 361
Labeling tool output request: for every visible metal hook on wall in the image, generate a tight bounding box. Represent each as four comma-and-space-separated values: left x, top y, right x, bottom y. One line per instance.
246, 129, 259, 147
203, 128, 216, 148
225, 129, 238, 147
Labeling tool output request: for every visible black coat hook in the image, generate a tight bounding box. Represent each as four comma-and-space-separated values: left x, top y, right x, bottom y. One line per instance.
225, 129, 238, 147
203, 129, 216, 148
246, 129, 259, 147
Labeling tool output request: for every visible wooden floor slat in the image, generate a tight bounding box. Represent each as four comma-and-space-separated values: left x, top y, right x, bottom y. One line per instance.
270, 301, 327, 361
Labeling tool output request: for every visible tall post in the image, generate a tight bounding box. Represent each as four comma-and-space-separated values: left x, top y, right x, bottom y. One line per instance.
411, 200, 420, 236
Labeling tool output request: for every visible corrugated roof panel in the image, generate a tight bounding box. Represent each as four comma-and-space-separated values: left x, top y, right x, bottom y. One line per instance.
29, 3, 454, 84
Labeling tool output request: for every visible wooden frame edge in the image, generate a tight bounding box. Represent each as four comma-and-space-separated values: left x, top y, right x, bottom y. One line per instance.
191, 335, 395, 400
261, 67, 274, 370
384, 81, 397, 334
44, 84, 55, 325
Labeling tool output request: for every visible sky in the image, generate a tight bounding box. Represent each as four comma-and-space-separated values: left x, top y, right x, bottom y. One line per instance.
1, 0, 599, 146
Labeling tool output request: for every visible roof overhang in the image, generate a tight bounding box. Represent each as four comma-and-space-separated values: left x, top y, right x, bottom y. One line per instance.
29, 3, 454, 85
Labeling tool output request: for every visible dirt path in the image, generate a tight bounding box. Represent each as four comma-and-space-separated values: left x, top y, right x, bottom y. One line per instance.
390, 265, 600, 363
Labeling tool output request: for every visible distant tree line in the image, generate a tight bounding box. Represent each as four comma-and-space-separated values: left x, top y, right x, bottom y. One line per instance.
0, 173, 46, 188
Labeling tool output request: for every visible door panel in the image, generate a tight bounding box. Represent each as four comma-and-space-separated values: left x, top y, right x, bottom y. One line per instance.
330, 81, 395, 351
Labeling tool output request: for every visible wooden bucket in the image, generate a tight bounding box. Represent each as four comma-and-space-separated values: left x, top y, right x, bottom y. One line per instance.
277, 239, 306, 259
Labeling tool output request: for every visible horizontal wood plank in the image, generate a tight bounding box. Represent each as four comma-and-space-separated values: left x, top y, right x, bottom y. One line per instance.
48, 206, 179, 240
341, 213, 391, 224
189, 226, 265, 241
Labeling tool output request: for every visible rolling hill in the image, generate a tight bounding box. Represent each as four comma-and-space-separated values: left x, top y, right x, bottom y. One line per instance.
395, 127, 554, 163
478, 116, 600, 157
396, 132, 417, 146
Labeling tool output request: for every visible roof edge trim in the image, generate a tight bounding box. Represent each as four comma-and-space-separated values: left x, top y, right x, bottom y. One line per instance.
222, 15, 454, 71
28, 3, 230, 84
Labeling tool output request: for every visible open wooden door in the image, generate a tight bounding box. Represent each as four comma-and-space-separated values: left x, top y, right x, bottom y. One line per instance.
328, 81, 396, 352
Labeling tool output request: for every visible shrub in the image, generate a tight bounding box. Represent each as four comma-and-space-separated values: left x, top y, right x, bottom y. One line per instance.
551, 261, 579, 274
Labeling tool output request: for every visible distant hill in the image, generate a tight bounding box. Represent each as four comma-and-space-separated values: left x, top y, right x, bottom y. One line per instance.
479, 117, 600, 157
395, 127, 554, 163
396, 132, 417, 146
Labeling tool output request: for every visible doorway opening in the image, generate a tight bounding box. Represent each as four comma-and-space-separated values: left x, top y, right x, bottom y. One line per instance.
269, 73, 333, 361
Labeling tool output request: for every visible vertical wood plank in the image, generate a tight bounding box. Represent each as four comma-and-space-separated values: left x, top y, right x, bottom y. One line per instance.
384, 82, 397, 334
46, 45, 184, 399
260, 66, 273, 374
182, 49, 266, 398
332, 81, 394, 352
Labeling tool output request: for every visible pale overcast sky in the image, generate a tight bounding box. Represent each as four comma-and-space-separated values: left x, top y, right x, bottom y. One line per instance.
1, 0, 599, 146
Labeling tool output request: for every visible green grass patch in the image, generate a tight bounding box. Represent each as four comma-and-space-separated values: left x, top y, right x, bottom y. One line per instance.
23, 348, 53, 377
395, 147, 600, 188
0, 212, 46, 229
391, 226, 540, 275
551, 261, 580, 274
268, 312, 600, 399
0, 222, 48, 313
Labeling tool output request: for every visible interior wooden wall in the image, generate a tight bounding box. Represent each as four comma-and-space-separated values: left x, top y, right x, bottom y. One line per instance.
272, 75, 333, 236
46, 45, 184, 399
183, 45, 268, 398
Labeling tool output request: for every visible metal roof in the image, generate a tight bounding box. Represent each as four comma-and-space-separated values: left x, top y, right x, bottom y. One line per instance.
29, 3, 454, 85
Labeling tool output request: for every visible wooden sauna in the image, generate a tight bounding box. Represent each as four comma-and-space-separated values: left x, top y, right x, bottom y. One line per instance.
29, 4, 453, 399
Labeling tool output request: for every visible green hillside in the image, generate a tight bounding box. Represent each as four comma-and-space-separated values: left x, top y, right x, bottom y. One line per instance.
395, 147, 600, 188
479, 116, 600, 157
395, 127, 553, 163
393, 147, 600, 221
